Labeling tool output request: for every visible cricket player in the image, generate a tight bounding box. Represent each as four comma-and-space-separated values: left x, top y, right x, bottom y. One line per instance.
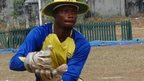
9, 0, 91, 81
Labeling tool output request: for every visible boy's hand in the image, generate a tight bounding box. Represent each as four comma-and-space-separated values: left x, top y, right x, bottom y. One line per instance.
36, 64, 68, 81
24, 46, 53, 73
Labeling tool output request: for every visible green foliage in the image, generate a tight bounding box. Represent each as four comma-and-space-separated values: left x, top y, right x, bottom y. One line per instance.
13, 0, 25, 18
0, 0, 7, 12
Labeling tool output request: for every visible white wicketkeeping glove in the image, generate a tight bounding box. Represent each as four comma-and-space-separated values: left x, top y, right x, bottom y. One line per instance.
37, 64, 68, 81
24, 45, 53, 73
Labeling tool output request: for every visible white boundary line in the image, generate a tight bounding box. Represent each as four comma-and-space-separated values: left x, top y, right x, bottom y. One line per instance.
98, 76, 125, 80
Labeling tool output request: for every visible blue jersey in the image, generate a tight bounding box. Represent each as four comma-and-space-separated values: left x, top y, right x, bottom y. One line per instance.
9, 23, 91, 81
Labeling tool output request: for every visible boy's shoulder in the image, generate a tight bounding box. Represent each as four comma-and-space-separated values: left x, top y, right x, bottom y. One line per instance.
30, 23, 53, 33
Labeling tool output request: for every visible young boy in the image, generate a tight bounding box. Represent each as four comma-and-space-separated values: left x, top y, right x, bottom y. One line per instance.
9, 0, 91, 81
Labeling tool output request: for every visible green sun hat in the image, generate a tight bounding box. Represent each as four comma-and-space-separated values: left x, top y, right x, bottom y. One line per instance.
42, 0, 89, 17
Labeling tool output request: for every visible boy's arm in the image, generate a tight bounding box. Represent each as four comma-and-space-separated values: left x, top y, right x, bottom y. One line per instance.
9, 28, 42, 71
62, 42, 91, 81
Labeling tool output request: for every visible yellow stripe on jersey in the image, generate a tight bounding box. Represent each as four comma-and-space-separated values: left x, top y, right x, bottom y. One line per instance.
18, 57, 26, 62
42, 34, 75, 69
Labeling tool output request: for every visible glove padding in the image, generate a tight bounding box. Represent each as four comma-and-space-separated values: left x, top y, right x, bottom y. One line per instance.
24, 46, 52, 73
36, 64, 68, 81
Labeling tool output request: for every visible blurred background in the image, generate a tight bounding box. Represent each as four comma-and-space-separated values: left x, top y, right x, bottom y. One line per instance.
0, 0, 143, 30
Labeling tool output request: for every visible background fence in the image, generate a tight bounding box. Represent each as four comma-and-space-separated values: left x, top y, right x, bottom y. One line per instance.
0, 20, 132, 48
0, 28, 31, 48
76, 20, 132, 41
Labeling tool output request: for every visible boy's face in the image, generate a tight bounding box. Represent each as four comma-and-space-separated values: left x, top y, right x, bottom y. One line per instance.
54, 5, 78, 29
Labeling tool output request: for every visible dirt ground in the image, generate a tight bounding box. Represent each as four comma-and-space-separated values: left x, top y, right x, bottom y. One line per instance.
81, 44, 144, 81
130, 17, 144, 39
0, 53, 35, 81
1, 44, 144, 81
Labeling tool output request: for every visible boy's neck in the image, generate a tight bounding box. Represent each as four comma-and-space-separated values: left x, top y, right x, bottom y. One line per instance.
53, 24, 72, 42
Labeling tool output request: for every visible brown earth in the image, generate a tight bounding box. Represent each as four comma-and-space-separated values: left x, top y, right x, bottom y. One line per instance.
130, 17, 144, 39
1, 44, 144, 81
81, 44, 144, 81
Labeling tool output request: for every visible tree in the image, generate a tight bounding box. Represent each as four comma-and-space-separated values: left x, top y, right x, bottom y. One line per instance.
13, 0, 25, 18
0, 0, 6, 12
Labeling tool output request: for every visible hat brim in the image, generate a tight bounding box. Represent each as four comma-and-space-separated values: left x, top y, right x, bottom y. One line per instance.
42, 1, 89, 17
